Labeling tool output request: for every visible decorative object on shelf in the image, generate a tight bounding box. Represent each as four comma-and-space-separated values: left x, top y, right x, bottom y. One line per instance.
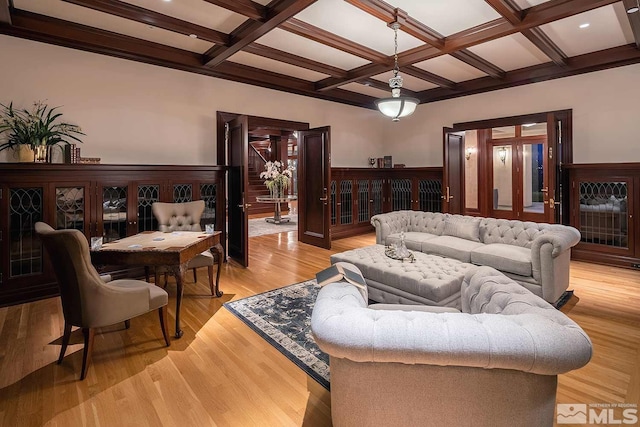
0, 101, 84, 163
79, 157, 101, 164
375, 22, 419, 122
384, 232, 416, 262
260, 160, 292, 198
393, 164, 406, 168
384, 155, 393, 168
368, 157, 376, 168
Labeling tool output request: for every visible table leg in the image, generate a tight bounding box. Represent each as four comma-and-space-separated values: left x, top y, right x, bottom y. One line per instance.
169, 263, 187, 338
212, 243, 224, 298
273, 201, 281, 222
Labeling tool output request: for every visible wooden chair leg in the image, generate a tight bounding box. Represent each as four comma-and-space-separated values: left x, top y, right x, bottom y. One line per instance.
159, 306, 170, 347
124, 319, 131, 329
80, 327, 95, 380
58, 322, 72, 364
207, 265, 215, 296
145, 266, 150, 282
164, 272, 168, 286
193, 268, 197, 283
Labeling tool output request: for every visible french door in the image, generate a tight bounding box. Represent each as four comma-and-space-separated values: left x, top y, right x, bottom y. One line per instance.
489, 136, 551, 222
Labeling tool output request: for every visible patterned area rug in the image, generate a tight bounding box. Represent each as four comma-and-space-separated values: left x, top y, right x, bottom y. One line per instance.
248, 215, 298, 237
223, 279, 329, 390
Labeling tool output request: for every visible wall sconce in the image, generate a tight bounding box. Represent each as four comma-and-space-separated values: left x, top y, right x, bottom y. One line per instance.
465, 147, 475, 160
498, 147, 507, 164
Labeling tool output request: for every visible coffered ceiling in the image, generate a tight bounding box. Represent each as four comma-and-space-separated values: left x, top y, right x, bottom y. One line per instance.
1, 0, 639, 109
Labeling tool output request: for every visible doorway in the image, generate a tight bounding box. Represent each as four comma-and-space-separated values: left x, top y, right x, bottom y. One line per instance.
443, 110, 572, 224
216, 112, 332, 266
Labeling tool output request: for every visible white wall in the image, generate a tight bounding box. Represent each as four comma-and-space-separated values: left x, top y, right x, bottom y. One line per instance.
382, 63, 640, 166
0, 35, 387, 166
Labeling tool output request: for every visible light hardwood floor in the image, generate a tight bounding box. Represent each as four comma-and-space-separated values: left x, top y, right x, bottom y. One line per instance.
0, 231, 638, 426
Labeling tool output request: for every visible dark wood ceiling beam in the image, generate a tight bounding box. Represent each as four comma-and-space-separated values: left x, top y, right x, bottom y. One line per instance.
522, 27, 567, 65
280, 18, 388, 63
400, 66, 456, 89
418, 44, 640, 103
0, 0, 11, 24
484, 0, 522, 25
62, 0, 229, 45
3, 9, 375, 108
314, 63, 390, 91
344, 0, 443, 48
451, 50, 505, 78
484, 0, 567, 66
202, 0, 266, 21
316, 0, 615, 89
623, 0, 640, 48
203, 0, 317, 67
245, 42, 348, 77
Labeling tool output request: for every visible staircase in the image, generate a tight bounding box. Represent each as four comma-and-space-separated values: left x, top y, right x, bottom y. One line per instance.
247, 147, 288, 216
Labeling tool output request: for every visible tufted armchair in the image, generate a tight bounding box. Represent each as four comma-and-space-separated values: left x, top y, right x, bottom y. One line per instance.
311, 266, 592, 427
35, 222, 170, 380
151, 201, 218, 295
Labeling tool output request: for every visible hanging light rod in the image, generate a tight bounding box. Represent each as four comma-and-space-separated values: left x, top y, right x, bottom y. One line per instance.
375, 22, 419, 122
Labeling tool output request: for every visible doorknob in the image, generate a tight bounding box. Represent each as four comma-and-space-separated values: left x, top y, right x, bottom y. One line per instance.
441, 186, 453, 200
320, 188, 329, 205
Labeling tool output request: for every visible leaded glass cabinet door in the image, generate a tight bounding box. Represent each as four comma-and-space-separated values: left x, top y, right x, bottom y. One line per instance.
53, 182, 91, 235
7, 186, 44, 280
199, 183, 217, 231
137, 183, 160, 232
97, 183, 131, 242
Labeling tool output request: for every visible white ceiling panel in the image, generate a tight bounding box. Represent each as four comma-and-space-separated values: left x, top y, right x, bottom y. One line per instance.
14, 0, 214, 53
293, 0, 423, 55
387, 0, 501, 36
512, 0, 552, 8
227, 51, 329, 82
256, 28, 369, 71
121, 0, 248, 34
467, 34, 549, 71
339, 82, 390, 98
372, 71, 438, 92
413, 55, 487, 82
540, 4, 634, 57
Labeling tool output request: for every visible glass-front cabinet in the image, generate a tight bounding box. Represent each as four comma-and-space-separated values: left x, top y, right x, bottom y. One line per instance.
0, 164, 225, 307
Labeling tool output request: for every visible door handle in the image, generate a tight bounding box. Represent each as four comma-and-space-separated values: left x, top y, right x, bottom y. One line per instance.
441, 186, 453, 200
319, 197, 328, 201
320, 188, 329, 205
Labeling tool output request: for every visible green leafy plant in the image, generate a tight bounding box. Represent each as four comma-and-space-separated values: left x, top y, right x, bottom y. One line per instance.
0, 101, 84, 152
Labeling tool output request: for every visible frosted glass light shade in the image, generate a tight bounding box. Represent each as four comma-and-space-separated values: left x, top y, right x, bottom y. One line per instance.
375, 96, 419, 121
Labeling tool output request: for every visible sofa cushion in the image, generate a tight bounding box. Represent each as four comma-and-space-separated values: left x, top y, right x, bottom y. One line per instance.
470, 244, 532, 277
386, 232, 438, 251
421, 236, 484, 263
369, 304, 461, 313
443, 217, 481, 242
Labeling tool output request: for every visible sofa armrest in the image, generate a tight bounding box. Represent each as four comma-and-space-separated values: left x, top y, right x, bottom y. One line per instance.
531, 226, 581, 258
312, 282, 592, 375
370, 212, 408, 245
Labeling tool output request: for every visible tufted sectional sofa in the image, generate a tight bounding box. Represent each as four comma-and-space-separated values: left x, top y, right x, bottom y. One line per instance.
369, 210, 581, 304
311, 266, 593, 427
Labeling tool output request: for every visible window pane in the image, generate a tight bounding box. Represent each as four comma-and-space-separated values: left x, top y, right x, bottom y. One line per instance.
521, 123, 547, 137
492, 126, 516, 139
493, 145, 512, 211
523, 143, 545, 214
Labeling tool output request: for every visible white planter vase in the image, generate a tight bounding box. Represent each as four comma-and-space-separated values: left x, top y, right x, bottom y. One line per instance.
10, 145, 35, 162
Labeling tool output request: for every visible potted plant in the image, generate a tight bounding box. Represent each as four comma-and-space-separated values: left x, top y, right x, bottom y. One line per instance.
0, 101, 84, 162
260, 160, 293, 198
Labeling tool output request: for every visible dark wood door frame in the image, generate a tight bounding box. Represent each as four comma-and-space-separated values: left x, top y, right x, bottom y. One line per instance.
445, 109, 572, 224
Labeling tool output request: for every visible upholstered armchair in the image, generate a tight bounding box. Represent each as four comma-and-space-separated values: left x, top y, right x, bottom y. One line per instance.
35, 222, 170, 380
151, 201, 218, 295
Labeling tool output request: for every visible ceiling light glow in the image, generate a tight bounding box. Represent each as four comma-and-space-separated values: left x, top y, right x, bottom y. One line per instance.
579, 23, 590, 29
189, 34, 198, 38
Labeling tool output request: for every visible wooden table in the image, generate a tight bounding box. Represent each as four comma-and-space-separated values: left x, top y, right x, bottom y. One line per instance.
91, 230, 223, 338
255, 195, 297, 224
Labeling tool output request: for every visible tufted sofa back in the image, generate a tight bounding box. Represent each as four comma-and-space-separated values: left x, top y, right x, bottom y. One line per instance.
479, 218, 551, 248
152, 201, 205, 232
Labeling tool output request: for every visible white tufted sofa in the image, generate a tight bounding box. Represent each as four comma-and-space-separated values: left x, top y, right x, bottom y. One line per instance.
370, 211, 581, 304
311, 266, 593, 427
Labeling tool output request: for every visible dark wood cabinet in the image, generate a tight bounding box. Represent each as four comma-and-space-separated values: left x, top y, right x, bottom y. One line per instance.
567, 163, 640, 269
330, 168, 442, 239
0, 164, 226, 307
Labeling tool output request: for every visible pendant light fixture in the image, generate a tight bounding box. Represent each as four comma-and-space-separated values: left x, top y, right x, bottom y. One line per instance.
375, 22, 419, 122
627, 0, 639, 13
